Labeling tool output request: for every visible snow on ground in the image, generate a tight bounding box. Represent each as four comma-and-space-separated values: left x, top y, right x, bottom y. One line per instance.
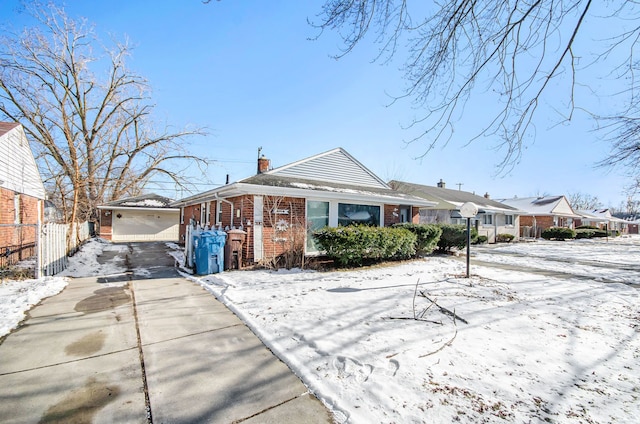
190, 236, 640, 424
0, 238, 128, 338
1, 235, 639, 423
0, 277, 67, 337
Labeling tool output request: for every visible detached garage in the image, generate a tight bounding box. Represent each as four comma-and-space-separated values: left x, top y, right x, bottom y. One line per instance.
98, 194, 179, 242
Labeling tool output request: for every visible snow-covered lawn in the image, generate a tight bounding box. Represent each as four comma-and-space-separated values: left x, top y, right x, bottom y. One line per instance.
193, 236, 640, 423
1, 235, 639, 423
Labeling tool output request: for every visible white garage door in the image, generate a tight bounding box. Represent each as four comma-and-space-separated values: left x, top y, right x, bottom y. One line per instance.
112, 210, 179, 242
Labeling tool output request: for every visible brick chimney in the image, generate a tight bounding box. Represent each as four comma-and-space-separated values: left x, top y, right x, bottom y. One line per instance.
437, 179, 446, 188
257, 155, 270, 174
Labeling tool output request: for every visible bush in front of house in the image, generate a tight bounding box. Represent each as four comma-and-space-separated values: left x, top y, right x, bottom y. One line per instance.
541, 227, 576, 240
313, 225, 416, 267
576, 228, 609, 239
575, 229, 595, 239
497, 233, 515, 243
436, 224, 478, 252
474, 235, 488, 245
392, 223, 442, 255
576, 225, 599, 230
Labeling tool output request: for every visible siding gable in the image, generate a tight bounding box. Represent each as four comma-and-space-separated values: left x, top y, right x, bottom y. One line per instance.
0, 123, 46, 199
267, 148, 389, 189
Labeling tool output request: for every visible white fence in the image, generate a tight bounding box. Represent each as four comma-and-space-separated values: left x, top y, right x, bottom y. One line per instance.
37, 221, 92, 277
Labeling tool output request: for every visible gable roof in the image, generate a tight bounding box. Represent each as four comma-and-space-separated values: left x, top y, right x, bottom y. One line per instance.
266, 148, 389, 189
98, 193, 178, 211
498, 196, 581, 218
0, 122, 46, 199
172, 148, 436, 208
389, 180, 520, 213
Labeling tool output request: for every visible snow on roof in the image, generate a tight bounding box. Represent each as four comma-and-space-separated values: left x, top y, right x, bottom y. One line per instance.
390, 180, 520, 213
499, 196, 580, 217
99, 194, 175, 209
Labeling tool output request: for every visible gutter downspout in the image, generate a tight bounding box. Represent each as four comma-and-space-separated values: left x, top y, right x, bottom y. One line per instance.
215, 193, 234, 228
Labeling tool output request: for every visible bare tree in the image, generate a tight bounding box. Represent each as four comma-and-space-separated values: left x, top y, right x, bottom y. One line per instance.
0, 3, 208, 232
567, 192, 601, 211
312, 1, 640, 179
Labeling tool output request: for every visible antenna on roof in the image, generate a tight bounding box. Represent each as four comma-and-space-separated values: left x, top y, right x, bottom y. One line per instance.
257, 146, 262, 159
456, 183, 463, 191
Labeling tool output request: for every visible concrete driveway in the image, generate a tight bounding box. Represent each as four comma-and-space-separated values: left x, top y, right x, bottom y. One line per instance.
0, 242, 333, 424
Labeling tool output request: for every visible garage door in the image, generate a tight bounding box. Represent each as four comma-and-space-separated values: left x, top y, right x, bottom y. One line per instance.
112, 210, 179, 242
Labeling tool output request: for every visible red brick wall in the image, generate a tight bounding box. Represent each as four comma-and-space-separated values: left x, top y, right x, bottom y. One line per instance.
520, 215, 555, 229
99, 210, 113, 240
261, 196, 306, 264
411, 207, 420, 224
384, 204, 401, 227
177, 196, 425, 266
0, 187, 42, 265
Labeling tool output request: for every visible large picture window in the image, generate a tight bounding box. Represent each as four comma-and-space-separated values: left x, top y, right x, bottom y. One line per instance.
338, 203, 380, 227
306, 201, 329, 252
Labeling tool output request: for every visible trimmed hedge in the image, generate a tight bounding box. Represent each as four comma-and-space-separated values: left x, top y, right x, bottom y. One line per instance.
436, 224, 478, 252
497, 233, 515, 243
575, 228, 608, 239
474, 235, 488, 245
313, 225, 417, 267
392, 223, 442, 255
541, 227, 576, 241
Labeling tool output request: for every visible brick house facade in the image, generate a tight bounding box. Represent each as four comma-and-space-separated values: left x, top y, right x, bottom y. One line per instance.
499, 196, 580, 238
173, 148, 433, 268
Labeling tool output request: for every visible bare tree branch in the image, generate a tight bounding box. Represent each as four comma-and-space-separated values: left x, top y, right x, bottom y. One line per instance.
0, 2, 209, 227
312, 0, 640, 181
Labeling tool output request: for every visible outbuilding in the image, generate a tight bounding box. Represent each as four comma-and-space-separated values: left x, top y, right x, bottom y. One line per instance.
98, 194, 179, 242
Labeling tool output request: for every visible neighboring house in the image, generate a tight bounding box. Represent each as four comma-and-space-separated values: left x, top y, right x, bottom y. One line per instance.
499, 195, 581, 238
0, 122, 46, 266
98, 194, 180, 242
390, 179, 521, 243
614, 213, 639, 235
171, 148, 437, 266
577, 209, 629, 235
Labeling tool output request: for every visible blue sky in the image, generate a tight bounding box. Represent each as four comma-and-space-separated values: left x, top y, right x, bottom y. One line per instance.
1, 1, 632, 207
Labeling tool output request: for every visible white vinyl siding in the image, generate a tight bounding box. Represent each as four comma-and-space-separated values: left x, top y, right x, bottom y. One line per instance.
0, 124, 45, 199
272, 148, 388, 189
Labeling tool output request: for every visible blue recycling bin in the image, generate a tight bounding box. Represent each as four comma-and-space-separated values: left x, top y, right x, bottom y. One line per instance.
194, 230, 227, 275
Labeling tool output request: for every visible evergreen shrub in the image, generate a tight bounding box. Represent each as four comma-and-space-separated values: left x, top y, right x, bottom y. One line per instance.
392, 223, 442, 255
436, 224, 478, 252
313, 225, 416, 267
541, 227, 576, 240
497, 233, 515, 243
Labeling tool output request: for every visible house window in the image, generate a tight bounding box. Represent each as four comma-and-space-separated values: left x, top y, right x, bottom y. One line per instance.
306, 201, 329, 253
216, 201, 223, 225
338, 203, 380, 227
483, 214, 493, 225
505, 215, 514, 225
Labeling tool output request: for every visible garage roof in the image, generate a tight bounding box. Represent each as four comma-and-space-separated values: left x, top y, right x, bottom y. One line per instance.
98, 193, 179, 211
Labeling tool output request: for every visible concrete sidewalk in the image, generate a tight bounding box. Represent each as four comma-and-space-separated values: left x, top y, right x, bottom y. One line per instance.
0, 243, 332, 423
